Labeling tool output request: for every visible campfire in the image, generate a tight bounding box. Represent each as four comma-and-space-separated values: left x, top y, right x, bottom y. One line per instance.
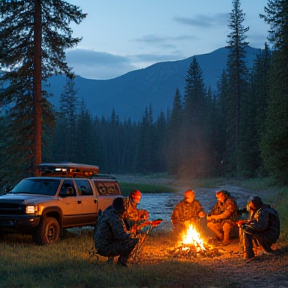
169, 224, 222, 259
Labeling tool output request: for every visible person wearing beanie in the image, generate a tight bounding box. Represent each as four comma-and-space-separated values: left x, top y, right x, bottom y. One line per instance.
94, 197, 139, 267
206, 190, 239, 246
237, 196, 280, 261
171, 189, 205, 234
123, 190, 149, 233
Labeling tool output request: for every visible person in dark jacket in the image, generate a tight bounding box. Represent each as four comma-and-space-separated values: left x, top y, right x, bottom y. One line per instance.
94, 197, 139, 267
206, 190, 239, 245
237, 196, 280, 260
171, 189, 205, 233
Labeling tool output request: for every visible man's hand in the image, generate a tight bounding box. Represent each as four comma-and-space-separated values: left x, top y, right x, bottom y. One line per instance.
206, 215, 214, 221
236, 220, 250, 227
139, 209, 149, 221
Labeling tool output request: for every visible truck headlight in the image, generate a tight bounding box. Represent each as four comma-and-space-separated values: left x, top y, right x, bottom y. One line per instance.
26, 205, 38, 214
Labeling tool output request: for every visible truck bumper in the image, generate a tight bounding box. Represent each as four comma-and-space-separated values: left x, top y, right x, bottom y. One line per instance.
0, 215, 41, 233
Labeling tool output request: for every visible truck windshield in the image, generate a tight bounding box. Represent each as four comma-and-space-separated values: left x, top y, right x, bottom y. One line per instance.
11, 179, 61, 196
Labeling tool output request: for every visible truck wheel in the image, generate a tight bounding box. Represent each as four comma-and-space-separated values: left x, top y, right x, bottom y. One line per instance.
32, 217, 60, 245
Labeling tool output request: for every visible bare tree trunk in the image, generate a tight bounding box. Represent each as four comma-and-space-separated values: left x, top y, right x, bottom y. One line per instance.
33, 0, 42, 175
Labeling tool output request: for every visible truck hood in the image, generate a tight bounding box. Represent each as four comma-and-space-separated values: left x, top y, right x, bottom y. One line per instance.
0, 194, 57, 205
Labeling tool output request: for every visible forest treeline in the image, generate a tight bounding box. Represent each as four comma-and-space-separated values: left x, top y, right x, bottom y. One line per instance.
1, 0, 288, 186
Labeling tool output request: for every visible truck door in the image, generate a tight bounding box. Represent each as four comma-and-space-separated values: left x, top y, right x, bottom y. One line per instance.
74, 179, 98, 225
58, 179, 83, 226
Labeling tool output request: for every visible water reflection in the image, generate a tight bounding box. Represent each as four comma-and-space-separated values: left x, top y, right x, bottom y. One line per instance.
137, 187, 251, 230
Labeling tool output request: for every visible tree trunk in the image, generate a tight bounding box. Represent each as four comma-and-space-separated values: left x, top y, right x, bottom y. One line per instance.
33, 0, 42, 175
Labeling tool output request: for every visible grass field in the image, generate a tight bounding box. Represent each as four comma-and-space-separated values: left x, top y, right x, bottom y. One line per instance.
0, 175, 287, 288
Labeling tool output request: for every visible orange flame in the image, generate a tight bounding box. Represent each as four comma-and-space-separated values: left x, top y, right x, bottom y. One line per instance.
179, 224, 206, 251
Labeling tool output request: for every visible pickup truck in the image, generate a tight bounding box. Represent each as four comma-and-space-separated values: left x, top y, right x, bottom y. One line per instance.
0, 162, 122, 245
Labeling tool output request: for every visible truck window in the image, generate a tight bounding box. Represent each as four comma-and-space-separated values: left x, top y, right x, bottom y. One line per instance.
74, 179, 93, 196
12, 178, 60, 196
59, 180, 76, 197
94, 181, 120, 196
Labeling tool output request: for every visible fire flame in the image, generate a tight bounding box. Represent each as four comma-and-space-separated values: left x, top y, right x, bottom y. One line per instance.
179, 225, 206, 252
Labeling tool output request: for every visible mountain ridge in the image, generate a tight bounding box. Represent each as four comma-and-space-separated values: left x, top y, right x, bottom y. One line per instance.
47, 46, 262, 121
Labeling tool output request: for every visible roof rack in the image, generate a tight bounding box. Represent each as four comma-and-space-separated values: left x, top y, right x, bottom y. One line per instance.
37, 162, 99, 177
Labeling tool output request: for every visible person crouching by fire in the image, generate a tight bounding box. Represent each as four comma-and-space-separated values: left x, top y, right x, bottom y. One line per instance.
123, 190, 149, 234
206, 190, 239, 246
94, 197, 139, 267
236, 196, 280, 261
171, 190, 206, 235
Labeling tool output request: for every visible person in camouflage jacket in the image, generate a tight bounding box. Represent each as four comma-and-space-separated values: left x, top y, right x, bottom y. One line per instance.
94, 197, 139, 267
206, 190, 239, 245
237, 196, 280, 260
123, 190, 149, 233
171, 190, 205, 233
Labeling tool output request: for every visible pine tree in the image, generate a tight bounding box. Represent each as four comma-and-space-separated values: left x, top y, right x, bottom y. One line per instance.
240, 44, 271, 177
215, 70, 230, 175
0, 0, 86, 176
181, 56, 208, 178
136, 106, 156, 173
52, 75, 79, 162
225, 0, 249, 175
155, 110, 167, 172
167, 88, 183, 174
260, 0, 288, 183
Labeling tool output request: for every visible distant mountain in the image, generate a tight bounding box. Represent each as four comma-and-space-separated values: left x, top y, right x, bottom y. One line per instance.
46, 46, 261, 122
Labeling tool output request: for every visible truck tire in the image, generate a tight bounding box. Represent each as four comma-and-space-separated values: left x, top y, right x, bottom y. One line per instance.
32, 217, 60, 245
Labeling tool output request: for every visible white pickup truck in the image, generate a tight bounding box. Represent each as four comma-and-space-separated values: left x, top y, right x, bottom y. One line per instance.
0, 162, 122, 245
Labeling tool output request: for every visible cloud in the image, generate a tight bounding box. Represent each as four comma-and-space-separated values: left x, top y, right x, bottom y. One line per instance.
133, 53, 183, 63
134, 34, 196, 45
174, 12, 228, 28
247, 32, 268, 48
66, 48, 186, 80
66, 49, 136, 80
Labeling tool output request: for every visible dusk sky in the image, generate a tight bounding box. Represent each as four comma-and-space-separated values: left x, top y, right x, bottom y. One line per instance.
66, 0, 270, 80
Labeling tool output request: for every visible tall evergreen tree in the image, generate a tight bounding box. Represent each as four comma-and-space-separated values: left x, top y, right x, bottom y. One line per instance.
225, 0, 249, 174
260, 0, 288, 183
74, 101, 94, 165
215, 70, 230, 175
240, 44, 272, 177
51, 76, 79, 162
0, 0, 86, 176
167, 88, 183, 174
181, 57, 208, 178
155, 110, 167, 172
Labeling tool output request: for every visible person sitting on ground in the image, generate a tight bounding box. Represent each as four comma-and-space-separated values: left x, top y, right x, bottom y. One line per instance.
236, 196, 280, 261
123, 190, 149, 233
206, 190, 239, 246
94, 197, 139, 267
171, 189, 206, 234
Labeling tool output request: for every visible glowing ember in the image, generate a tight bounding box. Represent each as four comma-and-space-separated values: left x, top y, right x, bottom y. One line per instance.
179, 225, 206, 251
